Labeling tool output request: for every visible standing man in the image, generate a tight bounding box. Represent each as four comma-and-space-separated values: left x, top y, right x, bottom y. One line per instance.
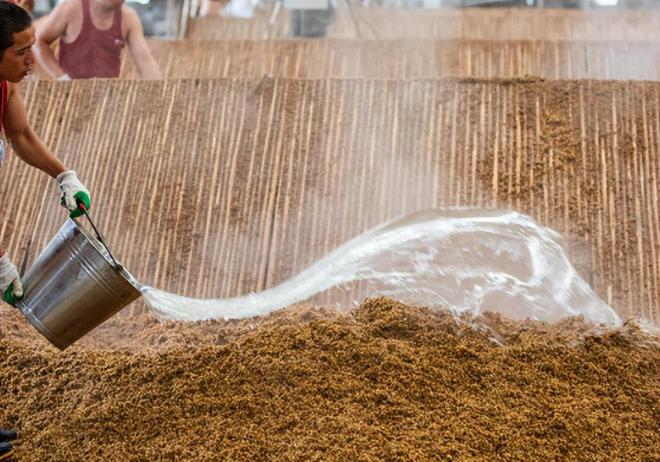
34, 0, 161, 79
1, 3, 92, 456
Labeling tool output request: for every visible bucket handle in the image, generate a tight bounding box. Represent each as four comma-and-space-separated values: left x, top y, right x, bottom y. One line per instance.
77, 201, 121, 270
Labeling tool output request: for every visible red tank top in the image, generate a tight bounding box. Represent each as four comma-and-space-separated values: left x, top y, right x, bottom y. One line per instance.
59, 0, 124, 79
1, 81, 7, 134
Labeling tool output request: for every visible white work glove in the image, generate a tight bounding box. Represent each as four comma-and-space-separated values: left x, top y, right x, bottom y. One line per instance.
57, 74, 71, 81
56, 170, 91, 218
0, 253, 23, 306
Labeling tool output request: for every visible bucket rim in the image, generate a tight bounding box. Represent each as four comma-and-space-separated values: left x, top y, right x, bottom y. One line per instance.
68, 218, 142, 291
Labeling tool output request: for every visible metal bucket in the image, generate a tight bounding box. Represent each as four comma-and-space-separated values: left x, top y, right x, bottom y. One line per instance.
16, 219, 140, 350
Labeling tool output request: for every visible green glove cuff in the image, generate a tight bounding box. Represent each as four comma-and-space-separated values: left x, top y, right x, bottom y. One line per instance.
2, 284, 21, 307
69, 191, 92, 218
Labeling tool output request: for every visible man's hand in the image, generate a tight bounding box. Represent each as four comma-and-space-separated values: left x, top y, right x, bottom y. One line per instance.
0, 254, 23, 307
56, 170, 91, 218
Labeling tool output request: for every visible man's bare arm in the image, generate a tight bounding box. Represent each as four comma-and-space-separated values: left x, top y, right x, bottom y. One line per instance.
3, 84, 66, 178
126, 8, 161, 80
34, 2, 74, 79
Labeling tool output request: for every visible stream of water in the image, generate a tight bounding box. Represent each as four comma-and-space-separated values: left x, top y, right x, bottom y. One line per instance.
140, 208, 621, 326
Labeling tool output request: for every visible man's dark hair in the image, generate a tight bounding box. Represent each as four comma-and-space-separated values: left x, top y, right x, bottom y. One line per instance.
0, 2, 32, 58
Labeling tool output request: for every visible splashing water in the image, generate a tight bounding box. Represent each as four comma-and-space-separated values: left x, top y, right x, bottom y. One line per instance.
140, 209, 621, 326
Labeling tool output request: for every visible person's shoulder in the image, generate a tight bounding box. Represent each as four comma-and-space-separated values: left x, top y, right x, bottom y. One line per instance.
121, 4, 143, 33
120, 3, 140, 20
52, 0, 83, 18
5, 81, 19, 101
36, 0, 80, 39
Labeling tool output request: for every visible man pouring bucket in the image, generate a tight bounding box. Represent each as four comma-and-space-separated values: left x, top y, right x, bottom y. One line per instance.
0, 2, 91, 458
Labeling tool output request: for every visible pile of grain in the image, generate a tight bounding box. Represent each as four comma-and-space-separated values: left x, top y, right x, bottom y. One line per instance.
0, 299, 657, 461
